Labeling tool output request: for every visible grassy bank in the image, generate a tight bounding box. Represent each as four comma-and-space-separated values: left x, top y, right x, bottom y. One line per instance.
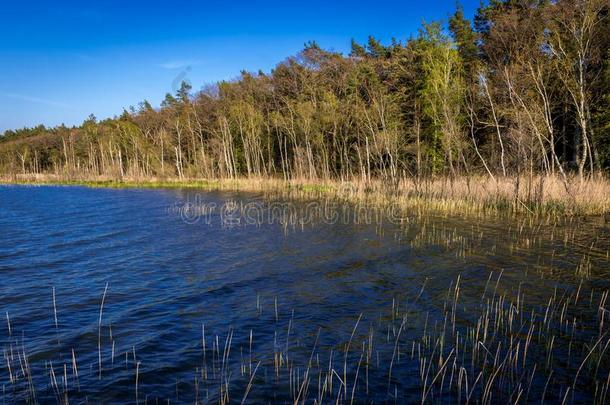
2, 173, 610, 219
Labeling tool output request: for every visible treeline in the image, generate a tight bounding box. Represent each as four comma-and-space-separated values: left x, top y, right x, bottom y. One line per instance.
1, 0, 609, 183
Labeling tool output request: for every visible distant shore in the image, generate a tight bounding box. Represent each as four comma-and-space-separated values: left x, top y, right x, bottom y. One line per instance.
2, 173, 609, 219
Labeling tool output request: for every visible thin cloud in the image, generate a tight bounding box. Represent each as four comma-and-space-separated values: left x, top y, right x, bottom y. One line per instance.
0, 92, 73, 109
159, 60, 202, 69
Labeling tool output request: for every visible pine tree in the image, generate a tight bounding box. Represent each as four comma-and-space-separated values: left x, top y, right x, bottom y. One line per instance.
367, 36, 388, 59
449, 5, 479, 76
350, 39, 367, 58
161, 93, 177, 108
176, 80, 192, 104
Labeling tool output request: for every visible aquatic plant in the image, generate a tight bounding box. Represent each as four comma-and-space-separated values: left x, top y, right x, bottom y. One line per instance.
3, 269, 610, 403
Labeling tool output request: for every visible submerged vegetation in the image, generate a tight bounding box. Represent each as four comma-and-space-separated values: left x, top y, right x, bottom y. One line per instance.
1, 0, 610, 216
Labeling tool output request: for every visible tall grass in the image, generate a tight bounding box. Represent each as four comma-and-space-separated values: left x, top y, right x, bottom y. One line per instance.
2, 173, 610, 217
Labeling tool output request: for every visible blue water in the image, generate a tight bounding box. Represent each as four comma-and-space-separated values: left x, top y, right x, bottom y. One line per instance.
1, 185, 609, 403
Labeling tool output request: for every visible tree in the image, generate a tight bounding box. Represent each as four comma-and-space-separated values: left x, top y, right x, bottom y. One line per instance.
1, 1, 609, 186
546, 0, 608, 177
594, 50, 610, 169
161, 93, 177, 108
418, 23, 467, 176
176, 80, 192, 104
449, 5, 479, 76
350, 39, 367, 58
367, 36, 389, 59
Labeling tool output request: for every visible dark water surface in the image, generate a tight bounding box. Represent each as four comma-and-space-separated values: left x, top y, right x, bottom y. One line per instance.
1, 185, 609, 403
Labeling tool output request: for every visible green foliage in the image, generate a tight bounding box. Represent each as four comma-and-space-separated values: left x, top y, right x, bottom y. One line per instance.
176, 81, 192, 103
161, 93, 177, 108
416, 23, 466, 173
449, 5, 479, 75
350, 39, 367, 57
1, 0, 608, 180
366, 36, 389, 59
139, 100, 154, 112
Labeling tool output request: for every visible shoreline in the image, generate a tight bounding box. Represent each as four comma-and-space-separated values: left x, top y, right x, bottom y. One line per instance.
2, 174, 609, 219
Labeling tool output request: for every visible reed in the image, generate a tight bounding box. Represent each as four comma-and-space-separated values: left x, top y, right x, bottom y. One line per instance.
3, 270, 610, 404
2, 173, 609, 217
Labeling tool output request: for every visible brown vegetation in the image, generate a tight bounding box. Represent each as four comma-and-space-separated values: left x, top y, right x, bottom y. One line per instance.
1, 0, 609, 217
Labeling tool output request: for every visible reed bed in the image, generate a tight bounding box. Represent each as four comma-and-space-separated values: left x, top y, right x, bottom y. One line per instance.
2, 173, 610, 218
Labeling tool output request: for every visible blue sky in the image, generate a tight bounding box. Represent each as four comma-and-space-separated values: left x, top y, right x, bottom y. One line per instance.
0, 0, 480, 133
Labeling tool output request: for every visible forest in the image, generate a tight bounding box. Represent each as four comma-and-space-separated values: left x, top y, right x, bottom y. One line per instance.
1, 0, 609, 192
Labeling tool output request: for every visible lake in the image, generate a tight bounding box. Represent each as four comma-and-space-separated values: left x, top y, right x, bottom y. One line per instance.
1, 185, 609, 403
